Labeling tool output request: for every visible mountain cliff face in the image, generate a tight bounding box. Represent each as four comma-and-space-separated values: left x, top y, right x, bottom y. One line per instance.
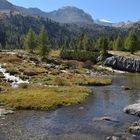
1, 0, 139, 28
16, 6, 94, 24
2, 1, 94, 24
46, 6, 94, 23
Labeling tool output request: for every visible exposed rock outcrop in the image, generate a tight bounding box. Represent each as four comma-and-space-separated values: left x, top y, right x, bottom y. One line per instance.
128, 120, 140, 134
104, 56, 140, 73
124, 102, 140, 135
106, 135, 139, 140
124, 103, 140, 117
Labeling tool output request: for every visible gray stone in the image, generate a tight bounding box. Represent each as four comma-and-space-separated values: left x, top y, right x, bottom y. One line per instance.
104, 56, 140, 73
124, 103, 140, 117
106, 136, 120, 140
0, 108, 14, 116
93, 116, 119, 123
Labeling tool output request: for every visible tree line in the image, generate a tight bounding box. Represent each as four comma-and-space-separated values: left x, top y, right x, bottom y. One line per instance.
107, 31, 140, 54
2, 26, 139, 61
60, 31, 140, 62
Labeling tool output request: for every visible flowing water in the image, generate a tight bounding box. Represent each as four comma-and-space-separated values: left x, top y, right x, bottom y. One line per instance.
0, 73, 140, 140
0, 64, 29, 88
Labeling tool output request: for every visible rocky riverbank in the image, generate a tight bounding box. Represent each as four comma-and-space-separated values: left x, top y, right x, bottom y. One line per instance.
124, 101, 140, 135
104, 56, 140, 73
0, 107, 14, 116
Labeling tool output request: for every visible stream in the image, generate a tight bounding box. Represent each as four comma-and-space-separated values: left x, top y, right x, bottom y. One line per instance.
0, 64, 29, 88
0, 73, 140, 140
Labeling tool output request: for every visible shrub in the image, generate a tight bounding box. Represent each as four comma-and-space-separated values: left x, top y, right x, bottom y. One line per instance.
19, 83, 28, 89
55, 76, 72, 86
60, 50, 99, 62
84, 60, 93, 69
64, 60, 82, 69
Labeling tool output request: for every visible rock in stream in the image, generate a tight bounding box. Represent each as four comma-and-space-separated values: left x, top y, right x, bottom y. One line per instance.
124, 103, 140, 117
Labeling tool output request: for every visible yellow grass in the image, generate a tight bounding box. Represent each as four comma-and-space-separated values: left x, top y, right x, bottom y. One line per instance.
109, 51, 140, 59
0, 85, 91, 110
48, 50, 61, 58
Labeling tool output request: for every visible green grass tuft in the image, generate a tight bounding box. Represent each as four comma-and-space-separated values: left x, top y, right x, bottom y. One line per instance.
0, 86, 91, 110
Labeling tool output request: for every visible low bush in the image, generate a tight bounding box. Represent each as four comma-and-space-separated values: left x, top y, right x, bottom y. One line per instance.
60, 50, 99, 62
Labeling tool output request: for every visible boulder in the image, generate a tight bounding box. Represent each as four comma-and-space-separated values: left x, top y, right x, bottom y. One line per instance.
128, 125, 140, 134
121, 86, 132, 90
0, 108, 14, 116
106, 136, 120, 140
104, 56, 140, 73
124, 103, 140, 117
93, 116, 119, 123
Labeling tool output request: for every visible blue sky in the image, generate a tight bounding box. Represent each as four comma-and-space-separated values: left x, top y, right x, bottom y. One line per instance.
8, 0, 140, 23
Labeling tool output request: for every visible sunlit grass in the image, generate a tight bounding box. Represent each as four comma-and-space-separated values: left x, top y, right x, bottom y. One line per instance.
0, 52, 112, 111
0, 85, 91, 110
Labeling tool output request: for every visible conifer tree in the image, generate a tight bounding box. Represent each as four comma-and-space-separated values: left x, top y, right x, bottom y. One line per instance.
77, 34, 92, 51
125, 31, 139, 54
97, 37, 108, 55
113, 35, 124, 51
24, 28, 36, 53
38, 28, 50, 59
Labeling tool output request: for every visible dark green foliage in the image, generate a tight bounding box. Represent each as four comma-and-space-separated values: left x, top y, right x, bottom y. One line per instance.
61, 50, 99, 62
0, 13, 140, 53
95, 37, 108, 55
0, 13, 129, 50
60, 33, 99, 62
37, 28, 50, 58
77, 34, 93, 51
0, 14, 71, 50
125, 31, 139, 54
24, 28, 36, 52
113, 35, 124, 51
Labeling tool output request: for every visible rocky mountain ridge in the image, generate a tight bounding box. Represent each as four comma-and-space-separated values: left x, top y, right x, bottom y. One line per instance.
0, 0, 138, 26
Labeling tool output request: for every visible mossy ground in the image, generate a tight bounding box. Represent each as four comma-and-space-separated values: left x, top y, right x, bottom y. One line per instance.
0, 51, 112, 110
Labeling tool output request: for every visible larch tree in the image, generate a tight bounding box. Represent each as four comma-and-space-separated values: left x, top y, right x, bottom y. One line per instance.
38, 28, 50, 59
113, 35, 124, 51
24, 28, 36, 53
125, 31, 139, 54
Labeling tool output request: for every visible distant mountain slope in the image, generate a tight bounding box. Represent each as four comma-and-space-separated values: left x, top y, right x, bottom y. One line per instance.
1, 0, 139, 28
0, 13, 72, 48
0, 12, 128, 47
15, 6, 48, 18
0, 11, 140, 50
2, 1, 93, 24
16, 6, 94, 24
0, 0, 16, 10
46, 6, 94, 23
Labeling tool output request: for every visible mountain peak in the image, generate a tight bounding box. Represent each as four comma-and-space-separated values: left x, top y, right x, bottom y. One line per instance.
47, 6, 93, 24
0, 0, 16, 10
59, 6, 78, 10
